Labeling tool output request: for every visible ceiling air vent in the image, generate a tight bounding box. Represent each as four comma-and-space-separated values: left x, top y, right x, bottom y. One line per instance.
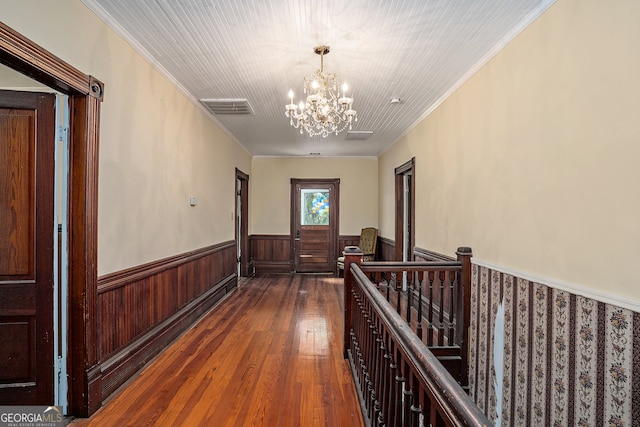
200, 98, 253, 115
345, 131, 373, 141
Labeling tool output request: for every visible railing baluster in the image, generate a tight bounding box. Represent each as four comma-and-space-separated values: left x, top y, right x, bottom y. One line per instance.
384, 272, 391, 302
376, 346, 386, 426
380, 341, 392, 426
359, 294, 369, 414
395, 272, 402, 315
384, 341, 397, 427
369, 306, 379, 421
438, 271, 445, 346
408, 375, 423, 427
375, 326, 387, 426
406, 271, 413, 325
448, 270, 456, 345
398, 358, 407, 426
416, 271, 423, 341
427, 271, 434, 347
393, 372, 406, 427
371, 317, 382, 425
410, 404, 422, 427
355, 289, 366, 402
365, 305, 374, 416
402, 367, 413, 425
351, 288, 367, 408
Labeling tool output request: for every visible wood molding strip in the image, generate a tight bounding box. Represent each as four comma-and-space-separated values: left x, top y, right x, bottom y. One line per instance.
378, 236, 395, 247
69, 93, 102, 415
413, 246, 455, 262
97, 241, 235, 293
339, 234, 361, 241
0, 22, 91, 95
249, 234, 291, 240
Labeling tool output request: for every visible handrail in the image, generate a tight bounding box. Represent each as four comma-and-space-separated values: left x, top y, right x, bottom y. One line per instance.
361, 261, 462, 272
351, 264, 491, 426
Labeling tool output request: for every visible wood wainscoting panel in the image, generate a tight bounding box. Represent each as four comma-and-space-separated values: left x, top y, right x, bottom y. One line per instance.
378, 236, 395, 261
96, 241, 237, 401
249, 234, 291, 274
249, 234, 372, 274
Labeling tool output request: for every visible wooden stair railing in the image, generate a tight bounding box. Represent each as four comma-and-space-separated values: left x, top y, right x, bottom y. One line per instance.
343, 247, 490, 427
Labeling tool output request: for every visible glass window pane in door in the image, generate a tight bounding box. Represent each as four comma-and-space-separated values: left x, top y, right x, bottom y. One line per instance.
300, 189, 329, 225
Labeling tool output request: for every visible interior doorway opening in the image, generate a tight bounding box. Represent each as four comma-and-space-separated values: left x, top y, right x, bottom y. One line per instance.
235, 169, 249, 277
54, 94, 70, 411
395, 158, 415, 291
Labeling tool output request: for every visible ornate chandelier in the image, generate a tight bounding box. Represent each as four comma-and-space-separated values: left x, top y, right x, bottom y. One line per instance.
285, 46, 357, 138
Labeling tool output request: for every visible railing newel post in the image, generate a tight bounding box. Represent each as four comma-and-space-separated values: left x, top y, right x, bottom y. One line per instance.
344, 246, 363, 358
456, 246, 472, 390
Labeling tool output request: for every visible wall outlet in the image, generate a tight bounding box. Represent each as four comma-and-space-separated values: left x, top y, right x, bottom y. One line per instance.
189, 196, 197, 206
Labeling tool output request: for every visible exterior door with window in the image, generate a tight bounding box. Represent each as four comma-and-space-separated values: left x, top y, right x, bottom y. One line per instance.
291, 179, 339, 273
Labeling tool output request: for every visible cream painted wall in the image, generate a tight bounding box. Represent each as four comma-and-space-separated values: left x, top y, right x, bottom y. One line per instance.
251, 157, 378, 235
379, 0, 640, 301
1, 0, 251, 275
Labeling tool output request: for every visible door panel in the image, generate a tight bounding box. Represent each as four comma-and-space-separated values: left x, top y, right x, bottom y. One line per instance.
0, 106, 35, 276
0, 90, 55, 404
298, 226, 330, 270
291, 179, 339, 273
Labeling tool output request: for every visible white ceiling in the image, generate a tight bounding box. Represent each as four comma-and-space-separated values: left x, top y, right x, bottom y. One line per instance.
82, 0, 555, 157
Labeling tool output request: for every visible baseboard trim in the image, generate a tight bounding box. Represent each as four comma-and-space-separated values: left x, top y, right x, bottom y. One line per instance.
99, 274, 236, 400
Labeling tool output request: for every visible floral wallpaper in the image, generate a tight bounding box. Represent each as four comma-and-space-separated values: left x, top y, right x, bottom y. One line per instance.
469, 264, 639, 426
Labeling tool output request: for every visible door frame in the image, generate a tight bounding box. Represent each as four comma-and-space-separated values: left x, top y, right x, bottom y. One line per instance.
235, 168, 249, 277
395, 158, 415, 262
1, 22, 103, 416
290, 178, 340, 273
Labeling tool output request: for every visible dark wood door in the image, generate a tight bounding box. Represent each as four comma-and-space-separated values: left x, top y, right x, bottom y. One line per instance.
291, 179, 339, 273
235, 169, 249, 277
395, 158, 415, 262
0, 90, 56, 404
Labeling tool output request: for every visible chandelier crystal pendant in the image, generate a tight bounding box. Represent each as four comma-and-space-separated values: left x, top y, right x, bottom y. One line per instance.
285, 46, 357, 138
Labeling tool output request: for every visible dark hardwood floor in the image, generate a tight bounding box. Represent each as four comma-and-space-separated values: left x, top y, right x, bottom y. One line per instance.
72, 274, 364, 426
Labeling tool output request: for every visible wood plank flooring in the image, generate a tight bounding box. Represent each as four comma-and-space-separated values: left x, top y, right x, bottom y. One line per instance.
72, 274, 364, 427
